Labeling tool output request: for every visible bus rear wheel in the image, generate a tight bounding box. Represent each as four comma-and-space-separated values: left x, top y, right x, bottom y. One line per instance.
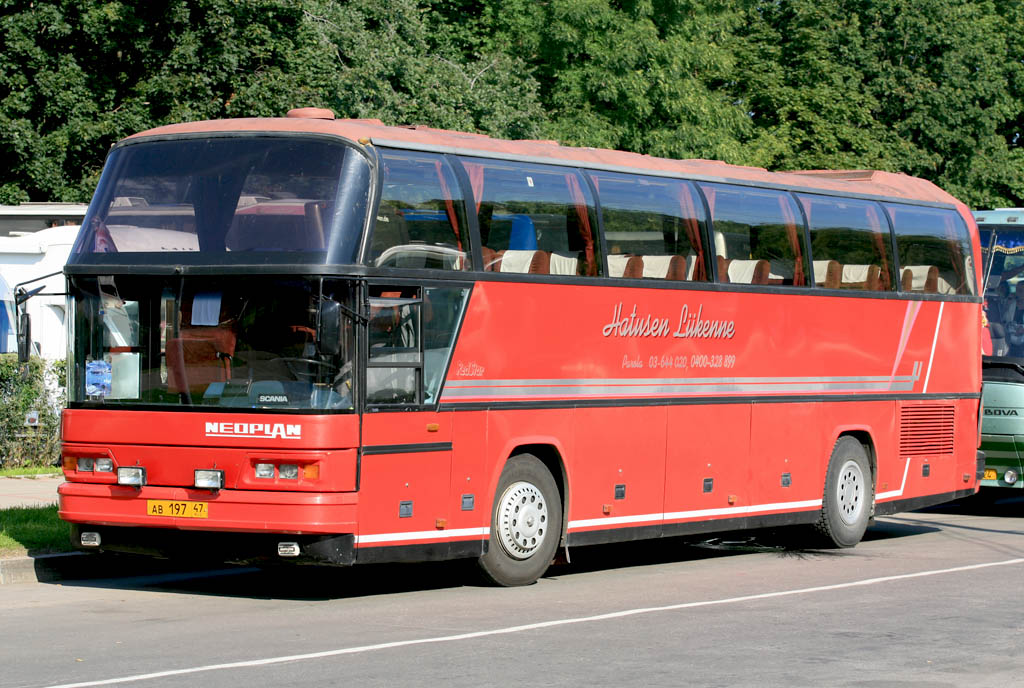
478, 454, 561, 586
814, 436, 872, 548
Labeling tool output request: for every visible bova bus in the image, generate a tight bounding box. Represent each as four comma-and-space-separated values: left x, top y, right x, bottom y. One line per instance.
56, 108, 983, 586
976, 208, 1024, 490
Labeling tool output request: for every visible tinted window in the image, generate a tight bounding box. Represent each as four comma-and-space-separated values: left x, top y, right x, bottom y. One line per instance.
699, 183, 808, 286
589, 171, 708, 281
460, 157, 600, 277
885, 205, 976, 295
72, 137, 370, 265
68, 275, 356, 410
368, 150, 470, 271
798, 194, 895, 291
366, 285, 469, 406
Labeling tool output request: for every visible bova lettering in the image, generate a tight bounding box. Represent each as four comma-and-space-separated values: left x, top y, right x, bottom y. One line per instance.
602, 302, 735, 340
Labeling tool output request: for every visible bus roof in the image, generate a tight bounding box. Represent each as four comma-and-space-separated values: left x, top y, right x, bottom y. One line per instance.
126, 110, 966, 209
973, 209, 1024, 225
0, 202, 89, 217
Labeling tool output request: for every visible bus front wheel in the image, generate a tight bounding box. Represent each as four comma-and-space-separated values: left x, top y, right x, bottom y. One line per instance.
478, 454, 562, 586
814, 436, 873, 548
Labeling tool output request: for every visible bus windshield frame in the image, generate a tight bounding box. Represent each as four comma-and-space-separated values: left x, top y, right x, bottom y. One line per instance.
68, 133, 373, 267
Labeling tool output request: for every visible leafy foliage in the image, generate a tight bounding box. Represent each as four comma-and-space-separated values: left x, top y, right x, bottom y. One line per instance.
0, 0, 1022, 207
0, 355, 63, 468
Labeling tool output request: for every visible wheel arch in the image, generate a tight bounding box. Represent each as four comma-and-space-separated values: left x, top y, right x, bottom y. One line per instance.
502, 442, 569, 545
832, 429, 878, 514
830, 428, 878, 488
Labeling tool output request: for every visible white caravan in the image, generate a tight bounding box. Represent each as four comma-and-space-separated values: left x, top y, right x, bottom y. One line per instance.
0, 225, 80, 359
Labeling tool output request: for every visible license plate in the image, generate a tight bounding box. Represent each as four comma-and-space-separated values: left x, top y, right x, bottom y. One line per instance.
984, 468, 998, 480
147, 500, 209, 518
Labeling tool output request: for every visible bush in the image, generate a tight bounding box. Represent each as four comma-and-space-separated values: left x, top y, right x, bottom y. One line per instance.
0, 355, 64, 469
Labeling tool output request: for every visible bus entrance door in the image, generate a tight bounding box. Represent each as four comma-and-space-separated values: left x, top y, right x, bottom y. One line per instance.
357, 412, 453, 561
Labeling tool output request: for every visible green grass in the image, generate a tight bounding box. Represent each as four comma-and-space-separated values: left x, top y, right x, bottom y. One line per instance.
0, 505, 73, 558
0, 465, 61, 478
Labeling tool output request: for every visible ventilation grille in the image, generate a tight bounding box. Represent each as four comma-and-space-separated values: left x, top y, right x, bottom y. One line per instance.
900, 405, 955, 457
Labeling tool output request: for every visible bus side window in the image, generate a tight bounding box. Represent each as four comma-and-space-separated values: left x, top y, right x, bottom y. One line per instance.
798, 194, 895, 291
459, 156, 600, 277
364, 286, 469, 407
590, 171, 708, 281
369, 150, 470, 271
885, 204, 975, 295
699, 182, 808, 287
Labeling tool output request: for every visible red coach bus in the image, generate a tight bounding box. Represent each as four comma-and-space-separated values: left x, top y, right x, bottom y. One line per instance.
56, 108, 983, 585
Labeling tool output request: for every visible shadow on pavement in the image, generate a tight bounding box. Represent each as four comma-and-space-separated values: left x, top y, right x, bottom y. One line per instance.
917, 488, 1024, 518
47, 519, 939, 600
45, 493, 981, 599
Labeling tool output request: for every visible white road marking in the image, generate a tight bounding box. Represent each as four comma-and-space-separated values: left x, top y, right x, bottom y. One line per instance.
44, 557, 1024, 688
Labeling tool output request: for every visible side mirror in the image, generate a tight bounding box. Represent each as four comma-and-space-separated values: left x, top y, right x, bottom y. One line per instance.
318, 299, 341, 356
17, 310, 31, 362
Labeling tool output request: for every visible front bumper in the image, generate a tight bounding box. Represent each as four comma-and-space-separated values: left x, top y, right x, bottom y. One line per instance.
58, 481, 358, 534
979, 434, 1024, 488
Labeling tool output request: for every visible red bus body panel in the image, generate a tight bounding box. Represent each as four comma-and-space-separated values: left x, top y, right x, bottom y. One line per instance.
60, 281, 980, 556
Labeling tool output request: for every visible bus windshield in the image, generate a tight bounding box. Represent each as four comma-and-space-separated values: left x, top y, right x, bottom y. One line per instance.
980, 222, 1024, 358
70, 136, 371, 265
68, 275, 356, 411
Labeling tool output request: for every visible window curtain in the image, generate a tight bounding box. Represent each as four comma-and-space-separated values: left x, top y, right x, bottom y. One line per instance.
865, 204, 891, 291
433, 160, 462, 251
565, 173, 596, 275
778, 195, 805, 286
676, 183, 706, 281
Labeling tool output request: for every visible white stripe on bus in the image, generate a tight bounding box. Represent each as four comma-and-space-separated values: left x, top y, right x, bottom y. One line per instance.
569, 499, 823, 531
922, 301, 944, 394
876, 456, 913, 500
355, 527, 489, 545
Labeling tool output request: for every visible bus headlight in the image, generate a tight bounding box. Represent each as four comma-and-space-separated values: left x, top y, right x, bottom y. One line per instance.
194, 469, 224, 490
76, 458, 94, 472
117, 466, 146, 487
94, 458, 113, 473
254, 463, 275, 479
1005, 470, 1019, 485
279, 464, 299, 480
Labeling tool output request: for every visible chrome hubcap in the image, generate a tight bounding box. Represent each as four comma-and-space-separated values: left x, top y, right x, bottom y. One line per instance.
837, 459, 866, 526
497, 481, 548, 560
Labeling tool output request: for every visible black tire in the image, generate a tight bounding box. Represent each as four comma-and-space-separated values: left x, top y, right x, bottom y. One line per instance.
814, 436, 873, 548
478, 454, 562, 586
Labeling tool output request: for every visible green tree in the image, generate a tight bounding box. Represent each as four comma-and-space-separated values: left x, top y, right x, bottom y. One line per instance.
0, 0, 545, 204
304, 0, 546, 138
735, 0, 1024, 207
430, 0, 779, 165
